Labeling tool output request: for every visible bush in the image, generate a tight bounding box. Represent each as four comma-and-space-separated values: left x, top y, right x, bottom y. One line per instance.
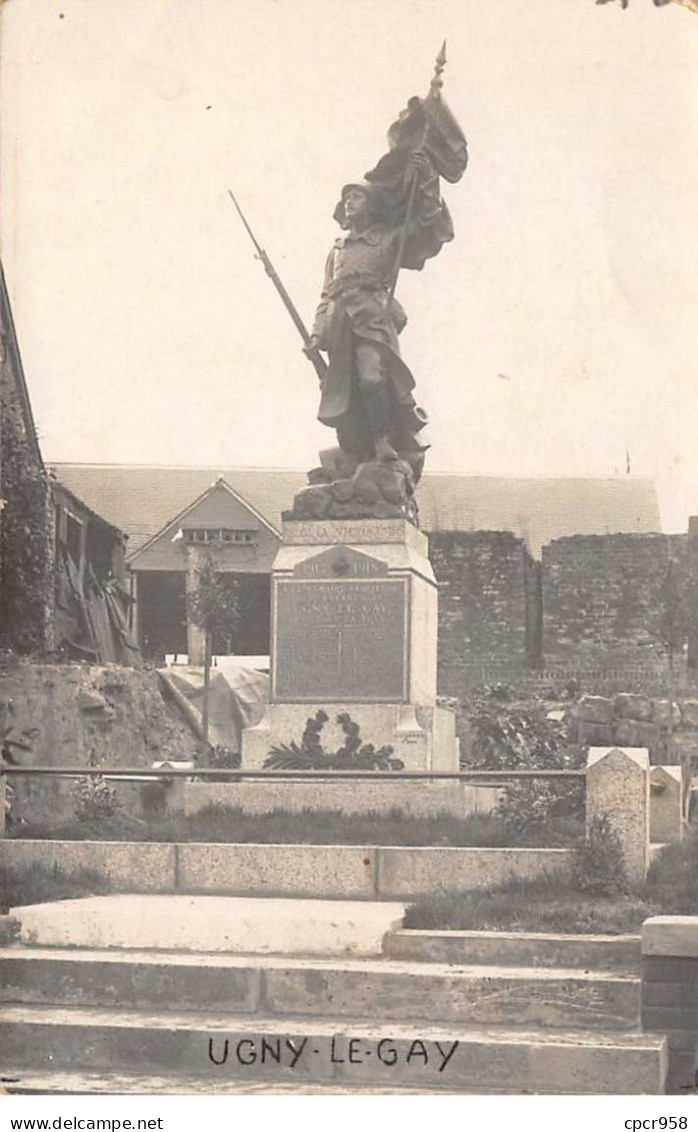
497, 780, 586, 834
462, 689, 585, 833
645, 827, 698, 914
205, 743, 241, 782
572, 814, 629, 896
71, 775, 120, 824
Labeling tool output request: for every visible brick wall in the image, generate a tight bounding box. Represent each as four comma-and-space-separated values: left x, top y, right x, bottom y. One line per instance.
542, 534, 688, 668
429, 530, 695, 692
430, 531, 535, 697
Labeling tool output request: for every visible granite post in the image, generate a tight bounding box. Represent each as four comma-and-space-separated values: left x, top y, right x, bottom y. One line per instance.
586, 746, 650, 887
649, 766, 684, 845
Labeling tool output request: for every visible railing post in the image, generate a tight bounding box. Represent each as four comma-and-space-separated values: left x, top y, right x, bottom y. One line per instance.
586, 745, 650, 887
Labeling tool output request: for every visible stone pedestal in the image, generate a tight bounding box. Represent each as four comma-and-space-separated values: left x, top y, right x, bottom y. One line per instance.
241, 518, 458, 772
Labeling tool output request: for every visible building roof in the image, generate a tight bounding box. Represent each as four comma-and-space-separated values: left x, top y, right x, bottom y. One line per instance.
49, 463, 662, 558
51, 479, 126, 541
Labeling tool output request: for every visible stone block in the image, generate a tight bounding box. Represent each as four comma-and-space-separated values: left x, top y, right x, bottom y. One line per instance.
615, 694, 653, 722
641, 926, 698, 1092
0, 1011, 668, 1093
613, 719, 661, 755
649, 766, 683, 844
262, 963, 639, 1030
270, 520, 437, 706
0, 839, 176, 892
176, 843, 378, 899
642, 916, 698, 959
641, 981, 698, 1009
241, 701, 459, 772
671, 733, 698, 763
578, 696, 615, 724
653, 700, 682, 730
76, 690, 108, 712
281, 517, 427, 551
641, 956, 698, 983
578, 720, 615, 747
375, 847, 571, 898
11, 895, 404, 957
0, 950, 263, 1013
385, 929, 641, 972
679, 700, 698, 730
586, 747, 650, 886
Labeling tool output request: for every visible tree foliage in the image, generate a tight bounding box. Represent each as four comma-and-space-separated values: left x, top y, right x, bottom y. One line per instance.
186, 557, 240, 646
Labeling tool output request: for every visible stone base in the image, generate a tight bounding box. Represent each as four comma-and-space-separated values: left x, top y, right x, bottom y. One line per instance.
240, 702, 459, 772
284, 459, 418, 524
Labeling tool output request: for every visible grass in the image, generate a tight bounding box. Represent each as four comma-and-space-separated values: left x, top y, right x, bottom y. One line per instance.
11, 805, 583, 848
404, 875, 659, 935
406, 828, 698, 935
0, 863, 112, 915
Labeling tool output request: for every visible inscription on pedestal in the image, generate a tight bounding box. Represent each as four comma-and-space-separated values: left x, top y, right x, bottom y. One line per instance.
294, 545, 388, 579
272, 577, 408, 702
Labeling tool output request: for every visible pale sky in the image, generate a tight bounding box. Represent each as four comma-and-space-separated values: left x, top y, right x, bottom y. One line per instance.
1, 0, 697, 530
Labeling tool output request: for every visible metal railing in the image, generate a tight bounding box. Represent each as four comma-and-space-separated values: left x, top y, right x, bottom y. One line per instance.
0, 765, 586, 783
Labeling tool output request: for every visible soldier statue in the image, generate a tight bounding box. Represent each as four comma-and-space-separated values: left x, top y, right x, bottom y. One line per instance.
305, 54, 467, 507
230, 45, 467, 522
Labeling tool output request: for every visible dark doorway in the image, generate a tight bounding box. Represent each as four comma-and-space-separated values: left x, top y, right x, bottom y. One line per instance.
136, 570, 270, 660
213, 573, 270, 655
137, 571, 187, 660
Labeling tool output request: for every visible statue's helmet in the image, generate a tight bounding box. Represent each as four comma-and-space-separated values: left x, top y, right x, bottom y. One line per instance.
333, 180, 384, 227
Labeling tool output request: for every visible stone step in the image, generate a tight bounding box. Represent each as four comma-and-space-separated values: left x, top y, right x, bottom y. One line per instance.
0, 947, 641, 1030
386, 929, 642, 973
0, 1005, 668, 1094
11, 895, 405, 957
0, 1068, 460, 1095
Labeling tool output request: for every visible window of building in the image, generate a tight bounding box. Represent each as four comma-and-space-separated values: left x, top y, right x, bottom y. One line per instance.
65, 512, 83, 565
183, 528, 256, 546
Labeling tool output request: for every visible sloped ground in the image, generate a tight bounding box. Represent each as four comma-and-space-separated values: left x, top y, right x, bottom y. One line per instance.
1, 661, 199, 824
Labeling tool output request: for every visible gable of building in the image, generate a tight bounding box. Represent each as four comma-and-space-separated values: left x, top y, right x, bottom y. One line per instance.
129, 478, 281, 573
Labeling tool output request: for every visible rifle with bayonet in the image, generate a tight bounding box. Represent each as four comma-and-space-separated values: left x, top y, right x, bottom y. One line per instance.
227, 189, 327, 386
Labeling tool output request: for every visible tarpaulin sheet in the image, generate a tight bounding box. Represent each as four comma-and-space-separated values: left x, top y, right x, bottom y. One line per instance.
158, 663, 269, 753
